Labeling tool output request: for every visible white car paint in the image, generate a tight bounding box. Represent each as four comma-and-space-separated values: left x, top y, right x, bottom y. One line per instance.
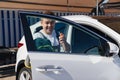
16, 14, 120, 80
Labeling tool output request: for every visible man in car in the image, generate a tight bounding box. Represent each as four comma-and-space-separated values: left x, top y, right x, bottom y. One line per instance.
33, 11, 70, 52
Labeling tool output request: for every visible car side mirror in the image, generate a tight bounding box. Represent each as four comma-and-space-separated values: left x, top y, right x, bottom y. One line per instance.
106, 42, 119, 57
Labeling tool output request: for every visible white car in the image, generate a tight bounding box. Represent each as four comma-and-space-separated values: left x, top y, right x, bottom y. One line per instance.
15, 12, 120, 80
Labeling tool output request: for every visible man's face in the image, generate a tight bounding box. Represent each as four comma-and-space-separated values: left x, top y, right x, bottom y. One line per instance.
41, 18, 55, 35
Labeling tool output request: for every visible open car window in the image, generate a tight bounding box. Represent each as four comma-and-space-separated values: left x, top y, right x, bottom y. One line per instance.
21, 14, 70, 52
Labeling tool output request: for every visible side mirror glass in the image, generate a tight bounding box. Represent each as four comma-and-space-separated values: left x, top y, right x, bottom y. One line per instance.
107, 42, 119, 57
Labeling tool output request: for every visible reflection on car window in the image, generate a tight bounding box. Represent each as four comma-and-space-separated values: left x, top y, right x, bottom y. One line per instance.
71, 27, 106, 56
81, 24, 117, 44
26, 16, 69, 53
27, 16, 40, 26
25, 15, 107, 56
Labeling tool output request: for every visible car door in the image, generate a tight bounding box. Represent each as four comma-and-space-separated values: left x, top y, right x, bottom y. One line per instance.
20, 12, 120, 80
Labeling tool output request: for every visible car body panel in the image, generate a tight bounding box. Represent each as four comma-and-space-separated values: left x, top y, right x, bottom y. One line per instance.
29, 52, 120, 80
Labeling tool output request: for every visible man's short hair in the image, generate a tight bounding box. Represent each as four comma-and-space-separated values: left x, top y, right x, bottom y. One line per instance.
41, 11, 55, 22
42, 11, 55, 16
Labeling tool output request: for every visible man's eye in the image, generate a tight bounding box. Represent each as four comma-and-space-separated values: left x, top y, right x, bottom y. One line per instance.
46, 22, 54, 24
46, 22, 49, 24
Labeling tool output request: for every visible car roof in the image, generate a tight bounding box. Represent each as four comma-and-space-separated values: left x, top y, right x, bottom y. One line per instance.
62, 15, 98, 23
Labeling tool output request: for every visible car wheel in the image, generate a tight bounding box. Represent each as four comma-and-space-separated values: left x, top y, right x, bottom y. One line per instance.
18, 67, 32, 80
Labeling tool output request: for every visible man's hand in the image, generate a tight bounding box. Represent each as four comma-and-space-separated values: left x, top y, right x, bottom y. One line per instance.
59, 32, 70, 52
59, 33, 66, 44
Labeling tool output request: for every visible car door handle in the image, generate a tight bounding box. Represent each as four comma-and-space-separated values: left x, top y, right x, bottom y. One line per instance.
36, 65, 63, 72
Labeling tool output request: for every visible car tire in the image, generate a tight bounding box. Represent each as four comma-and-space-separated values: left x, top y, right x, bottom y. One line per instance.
18, 67, 32, 80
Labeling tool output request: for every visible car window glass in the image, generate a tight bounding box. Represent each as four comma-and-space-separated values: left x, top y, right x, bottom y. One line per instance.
25, 15, 108, 56
71, 26, 106, 56
26, 15, 69, 53
81, 24, 117, 44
